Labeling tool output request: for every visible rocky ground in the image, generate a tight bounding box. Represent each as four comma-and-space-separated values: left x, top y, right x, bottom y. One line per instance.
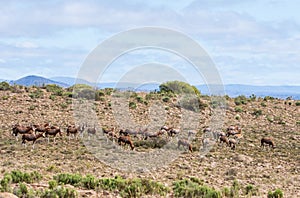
0, 87, 299, 197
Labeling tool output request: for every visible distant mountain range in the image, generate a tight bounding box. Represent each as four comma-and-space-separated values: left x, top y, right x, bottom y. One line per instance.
7, 75, 69, 88
2, 75, 300, 99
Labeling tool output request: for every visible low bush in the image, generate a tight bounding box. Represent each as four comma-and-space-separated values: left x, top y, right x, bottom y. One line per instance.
235, 106, 243, 113
29, 89, 43, 99
9, 170, 42, 184
13, 182, 35, 198
0, 81, 10, 91
252, 109, 263, 117
230, 180, 240, 198
0, 174, 12, 192
268, 189, 283, 198
54, 173, 82, 187
234, 95, 248, 105
179, 95, 207, 112
173, 178, 221, 198
45, 84, 63, 96
129, 101, 137, 109
41, 185, 78, 198
245, 184, 259, 196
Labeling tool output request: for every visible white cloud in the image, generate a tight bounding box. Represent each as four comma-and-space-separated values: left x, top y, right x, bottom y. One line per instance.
0, 0, 299, 85
0, 58, 6, 63
15, 41, 38, 49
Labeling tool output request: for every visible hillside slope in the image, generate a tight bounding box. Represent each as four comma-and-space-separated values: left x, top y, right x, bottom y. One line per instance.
0, 87, 299, 197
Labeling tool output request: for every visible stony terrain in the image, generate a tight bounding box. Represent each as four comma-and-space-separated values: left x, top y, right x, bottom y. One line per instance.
0, 86, 299, 197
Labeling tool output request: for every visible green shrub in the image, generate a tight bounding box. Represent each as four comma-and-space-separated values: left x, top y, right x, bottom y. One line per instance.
159, 81, 200, 95
2, 95, 9, 100
0, 174, 12, 192
41, 186, 78, 198
45, 84, 63, 96
104, 88, 114, 95
82, 174, 99, 190
235, 106, 243, 113
136, 96, 144, 103
49, 94, 56, 100
95, 90, 106, 101
252, 109, 262, 117
221, 187, 230, 197
245, 184, 259, 196
129, 101, 137, 109
295, 101, 300, 106
249, 94, 256, 101
54, 173, 82, 187
173, 178, 221, 198
230, 180, 240, 198
179, 95, 207, 112
264, 96, 274, 101
122, 178, 169, 197
296, 121, 300, 125
268, 189, 283, 198
0, 81, 10, 91
63, 92, 73, 97
60, 103, 68, 109
261, 102, 267, 107
10, 170, 42, 184
234, 95, 248, 105
48, 180, 58, 190
99, 176, 127, 191
162, 96, 170, 102
29, 89, 43, 99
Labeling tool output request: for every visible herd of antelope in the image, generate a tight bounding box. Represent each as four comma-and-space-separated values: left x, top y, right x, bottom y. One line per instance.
11, 122, 276, 151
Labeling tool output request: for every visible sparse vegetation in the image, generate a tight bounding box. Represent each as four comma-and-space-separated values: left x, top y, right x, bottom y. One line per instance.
173, 178, 221, 198
268, 189, 283, 198
0, 83, 298, 197
0, 81, 10, 91
234, 95, 248, 105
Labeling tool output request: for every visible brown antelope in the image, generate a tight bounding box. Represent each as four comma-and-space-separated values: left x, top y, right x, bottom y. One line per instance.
118, 135, 134, 150
66, 124, 84, 140
219, 135, 229, 146
22, 132, 45, 149
12, 124, 34, 141
177, 139, 193, 152
33, 123, 50, 133
226, 125, 242, 137
229, 138, 237, 150
261, 137, 275, 149
45, 126, 62, 143
87, 125, 96, 139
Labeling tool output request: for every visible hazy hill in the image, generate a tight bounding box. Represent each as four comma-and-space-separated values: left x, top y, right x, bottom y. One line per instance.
2, 75, 300, 99
50, 76, 95, 87
11, 75, 69, 87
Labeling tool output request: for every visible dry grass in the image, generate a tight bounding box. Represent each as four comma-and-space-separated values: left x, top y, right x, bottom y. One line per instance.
0, 88, 299, 197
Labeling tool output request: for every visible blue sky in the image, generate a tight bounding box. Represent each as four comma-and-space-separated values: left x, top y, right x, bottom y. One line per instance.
0, 0, 299, 85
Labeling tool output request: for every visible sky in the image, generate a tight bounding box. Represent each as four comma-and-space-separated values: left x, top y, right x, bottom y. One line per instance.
0, 0, 299, 85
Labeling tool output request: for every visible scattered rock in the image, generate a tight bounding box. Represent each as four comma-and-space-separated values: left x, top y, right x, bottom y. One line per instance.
0, 193, 18, 198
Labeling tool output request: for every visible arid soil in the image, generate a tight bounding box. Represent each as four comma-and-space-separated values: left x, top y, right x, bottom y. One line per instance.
0, 87, 299, 197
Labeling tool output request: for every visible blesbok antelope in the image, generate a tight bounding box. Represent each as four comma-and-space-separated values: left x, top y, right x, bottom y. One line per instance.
118, 135, 134, 150
12, 124, 34, 141
45, 126, 62, 143
22, 132, 45, 149
66, 125, 85, 140
87, 125, 97, 139
226, 126, 242, 137
33, 123, 50, 133
219, 135, 229, 146
229, 138, 237, 150
261, 137, 275, 149
177, 139, 193, 152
